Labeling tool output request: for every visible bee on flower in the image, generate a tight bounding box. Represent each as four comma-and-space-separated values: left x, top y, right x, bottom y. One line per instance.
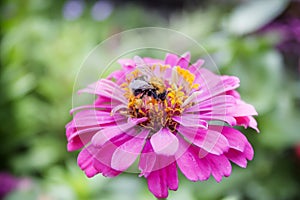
66, 52, 259, 199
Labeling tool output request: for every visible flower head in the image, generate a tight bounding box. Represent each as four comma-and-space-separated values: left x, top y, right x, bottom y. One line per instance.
66, 52, 258, 199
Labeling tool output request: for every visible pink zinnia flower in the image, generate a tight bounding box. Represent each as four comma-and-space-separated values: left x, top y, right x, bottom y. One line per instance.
66, 52, 259, 199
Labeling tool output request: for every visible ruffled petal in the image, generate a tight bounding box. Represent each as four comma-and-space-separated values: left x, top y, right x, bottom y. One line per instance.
225, 148, 252, 168
78, 79, 127, 104
111, 129, 149, 171
150, 128, 179, 156
139, 140, 176, 177
66, 122, 100, 151
72, 109, 124, 128
213, 125, 247, 152
178, 126, 229, 155
92, 117, 147, 147
205, 154, 232, 182
176, 137, 211, 181
77, 146, 99, 178
147, 161, 178, 199
229, 99, 258, 116
196, 73, 240, 103
235, 116, 259, 132
173, 114, 208, 129
93, 134, 132, 177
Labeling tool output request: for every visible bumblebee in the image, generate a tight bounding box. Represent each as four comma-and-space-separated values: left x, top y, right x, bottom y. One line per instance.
128, 56, 168, 101
129, 77, 167, 101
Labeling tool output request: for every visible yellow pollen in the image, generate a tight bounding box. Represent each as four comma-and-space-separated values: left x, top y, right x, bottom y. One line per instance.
176, 66, 199, 89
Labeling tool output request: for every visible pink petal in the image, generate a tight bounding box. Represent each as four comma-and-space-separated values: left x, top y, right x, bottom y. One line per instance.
78, 79, 127, 104
77, 147, 99, 178
66, 124, 100, 151
235, 116, 259, 132
176, 137, 211, 181
67, 136, 85, 151
147, 162, 178, 199
196, 75, 240, 103
200, 113, 237, 126
225, 140, 254, 168
213, 125, 247, 152
225, 149, 247, 168
107, 70, 127, 83
139, 140, 156, 176
205, 154, 232, 182
150, 128, 179, 156
228, 99, 258, 116
177, 126, 229, 155
172, 114, 208, 129
111, 129, 149, 171
72, 110, 125, 128
92, 117, 147, 147
164, 53, 179, 66
93, 134, 132, 177
186, 95, 236, 113
176, 52, 191, 69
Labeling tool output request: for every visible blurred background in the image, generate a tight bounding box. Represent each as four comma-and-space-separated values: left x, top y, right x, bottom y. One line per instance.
1, 0, 300, 199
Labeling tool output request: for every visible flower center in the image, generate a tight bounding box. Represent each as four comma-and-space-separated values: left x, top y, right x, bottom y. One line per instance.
120, 64, 198, 132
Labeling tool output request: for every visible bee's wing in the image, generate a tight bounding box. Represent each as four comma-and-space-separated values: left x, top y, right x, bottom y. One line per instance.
134, 56, 155, 78
129, 79, 152, 90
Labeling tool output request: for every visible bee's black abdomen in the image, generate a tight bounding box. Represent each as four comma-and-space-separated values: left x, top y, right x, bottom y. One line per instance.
158, 91, 167, 101
134, 89, 143, 96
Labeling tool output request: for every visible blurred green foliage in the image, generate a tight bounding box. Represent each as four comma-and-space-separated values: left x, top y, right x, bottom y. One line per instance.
1, 0, 300, 199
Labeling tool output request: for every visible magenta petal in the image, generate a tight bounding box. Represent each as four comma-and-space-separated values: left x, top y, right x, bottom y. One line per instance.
226, 141, 253, 168
150, 128, 179, 156
215, 126, 247, 152
72, 110, 124, 128
197, 76, 240, 103
92, 117, 147, 147
176, 137, 211, 181
139, 140, 157, 177
93, 159, 121, 177
78, 79, 127, 104
67, 136, 85, 151
92, 134, 132, 177
66, 124, 99, 151
166, 162, 178, 190
147, 162, 178, 199
172, 115, 208, 129
77, 147, 99, 178
176, 52, 191, 69
225, 149, 248, 168
178, 126, 229, 155
201, 129, 229, 155
235, 116, 259, 132
206, 154, 232, 182
111, 129, 149, 171
164, 53, 179, 66
229, 99, 258, 116
147, 170, 168, 199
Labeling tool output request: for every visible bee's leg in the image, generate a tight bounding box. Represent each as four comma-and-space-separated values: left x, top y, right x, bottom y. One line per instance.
150, 90, 158, 100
